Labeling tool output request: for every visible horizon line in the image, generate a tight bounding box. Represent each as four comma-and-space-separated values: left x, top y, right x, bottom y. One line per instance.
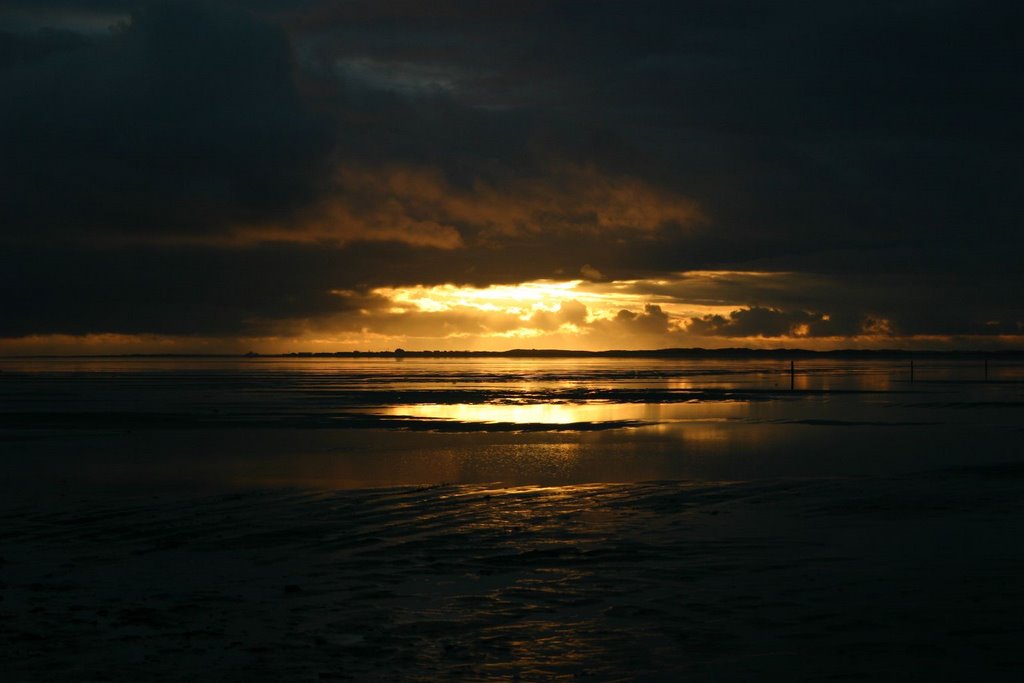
3, 347, 1022, 360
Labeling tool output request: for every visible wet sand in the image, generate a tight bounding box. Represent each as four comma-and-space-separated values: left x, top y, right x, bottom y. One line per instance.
3, 357, 1023, 680
4, 466, 1024, 681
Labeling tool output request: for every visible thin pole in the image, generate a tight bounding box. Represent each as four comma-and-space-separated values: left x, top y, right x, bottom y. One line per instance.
985, 354, 989, 381
790, 360, 795, 391
910, 358, 914, 383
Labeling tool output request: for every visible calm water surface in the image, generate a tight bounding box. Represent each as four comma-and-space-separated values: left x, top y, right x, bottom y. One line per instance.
1, 357, 1022, 496
4, 358, 1024, 680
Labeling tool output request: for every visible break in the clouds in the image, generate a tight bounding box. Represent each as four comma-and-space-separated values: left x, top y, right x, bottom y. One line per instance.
1, 0, 1022, 352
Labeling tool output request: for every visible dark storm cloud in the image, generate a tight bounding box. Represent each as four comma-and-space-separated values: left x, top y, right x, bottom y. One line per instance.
0, 27, 95, 67
1, 0, 1022, 345
686, 307, 850, 339
620, 271, 1024, 339
1, 1, 331, 241
607, 305, 672, 336
0, 243, 363, 337
276, 0, 1023, 275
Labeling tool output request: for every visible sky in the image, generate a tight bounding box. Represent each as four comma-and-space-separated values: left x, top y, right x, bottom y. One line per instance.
1, 0, 1021, 353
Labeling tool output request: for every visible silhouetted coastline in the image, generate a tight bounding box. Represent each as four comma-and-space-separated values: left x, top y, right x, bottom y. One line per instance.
5, 347, 1023, 360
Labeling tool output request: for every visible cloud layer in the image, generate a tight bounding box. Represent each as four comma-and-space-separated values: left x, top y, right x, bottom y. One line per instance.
1, 1, 1022, 351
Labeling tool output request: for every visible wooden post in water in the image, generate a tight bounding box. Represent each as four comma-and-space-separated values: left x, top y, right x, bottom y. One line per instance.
910, 358, 914, 383
790, 360, 795, 391
985, 354, 989, 381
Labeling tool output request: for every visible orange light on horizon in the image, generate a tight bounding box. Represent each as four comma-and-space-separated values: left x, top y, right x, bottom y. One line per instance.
369, 278, 740, 323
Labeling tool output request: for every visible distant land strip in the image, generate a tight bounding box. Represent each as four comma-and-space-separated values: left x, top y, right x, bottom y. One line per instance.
6, 348, 1024, 360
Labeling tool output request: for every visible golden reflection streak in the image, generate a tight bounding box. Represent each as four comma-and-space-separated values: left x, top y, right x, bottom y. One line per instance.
380, 401, 747, 425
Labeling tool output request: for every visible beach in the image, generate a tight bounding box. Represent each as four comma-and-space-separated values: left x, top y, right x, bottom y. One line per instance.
4, 471, 1024, 681
2, 357, 1023, 680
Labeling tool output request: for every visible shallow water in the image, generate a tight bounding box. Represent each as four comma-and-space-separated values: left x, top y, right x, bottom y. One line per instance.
3, 357, 1024, 680
4, 470, 1024, 681
1, 356, 1022, 496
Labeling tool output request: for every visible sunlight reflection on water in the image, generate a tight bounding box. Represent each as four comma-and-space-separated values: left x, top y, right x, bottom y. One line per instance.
378, 401, 748, 425
1, 356, 1022, 493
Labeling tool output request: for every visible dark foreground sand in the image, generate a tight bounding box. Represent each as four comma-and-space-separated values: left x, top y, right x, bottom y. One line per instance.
3, 464, 1024, 682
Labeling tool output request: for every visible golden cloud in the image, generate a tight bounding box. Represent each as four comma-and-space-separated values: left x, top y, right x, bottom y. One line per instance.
100, 163, 702, 249
222, 163, 704, 248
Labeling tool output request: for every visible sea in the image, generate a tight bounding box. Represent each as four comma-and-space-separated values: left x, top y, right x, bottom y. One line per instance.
3, 356, 1024, 679
1, 355, 1021, 496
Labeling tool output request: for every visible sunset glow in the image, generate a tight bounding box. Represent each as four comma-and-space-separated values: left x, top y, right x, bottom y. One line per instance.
2, 1, 1021, 354
372, 278, 740, 320
4, 3, 1023, 680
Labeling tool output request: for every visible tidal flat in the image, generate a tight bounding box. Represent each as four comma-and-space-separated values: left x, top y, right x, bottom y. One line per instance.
2, 357, 1023, 680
